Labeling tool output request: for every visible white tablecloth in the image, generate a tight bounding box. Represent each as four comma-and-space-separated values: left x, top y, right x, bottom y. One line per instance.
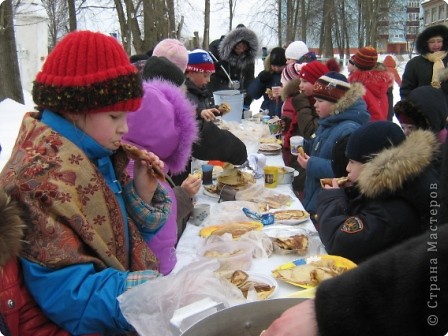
173, 153, 326, 298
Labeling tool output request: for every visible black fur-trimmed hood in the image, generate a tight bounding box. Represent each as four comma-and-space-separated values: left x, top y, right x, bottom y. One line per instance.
219, 26, 258, 68
0, 190, 25, 267
358, 130, 439, 198
416, 24, 448, 55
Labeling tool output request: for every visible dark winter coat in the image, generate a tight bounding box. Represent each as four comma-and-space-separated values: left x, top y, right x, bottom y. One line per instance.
317, 130, 440, 263
247, 69, 283, 117
207, 26, 258, 106
315, 222, 448, 336
172, 78, 248, 185
400, 24, 448, 99
349, 69, 392, 121
0, 190, 70, 336
302, 83, 370, 215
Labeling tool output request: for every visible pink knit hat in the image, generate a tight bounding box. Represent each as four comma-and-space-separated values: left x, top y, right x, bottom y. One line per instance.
281, 63, 303, 85
153, 39, 188, 73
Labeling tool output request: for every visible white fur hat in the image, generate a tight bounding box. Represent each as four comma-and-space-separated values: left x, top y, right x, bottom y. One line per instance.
285, 41, 309, 61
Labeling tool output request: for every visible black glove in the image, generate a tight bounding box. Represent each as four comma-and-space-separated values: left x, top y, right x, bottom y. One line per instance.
258, 70, 273, 84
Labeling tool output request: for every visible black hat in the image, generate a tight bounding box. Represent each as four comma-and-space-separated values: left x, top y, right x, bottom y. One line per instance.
394, 85, 448, 134
142, 56, 185, 87
346, 121, 406, 163
269, 47, 286, 66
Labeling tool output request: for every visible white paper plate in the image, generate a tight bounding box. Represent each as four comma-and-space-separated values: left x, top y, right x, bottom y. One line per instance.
268, 209, 311, 225
262, 225, 310, 239
202, 185, 220, 198
245, 272, 278, 299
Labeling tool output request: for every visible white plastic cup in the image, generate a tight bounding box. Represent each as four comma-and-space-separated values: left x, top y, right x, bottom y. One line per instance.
290, 136, 304, 156
192, 204, 210, 226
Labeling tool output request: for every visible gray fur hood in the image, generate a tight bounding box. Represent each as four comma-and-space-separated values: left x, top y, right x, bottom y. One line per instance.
0, 190, 25, 267
358, 130, 439, 198
219, 26, 258, 68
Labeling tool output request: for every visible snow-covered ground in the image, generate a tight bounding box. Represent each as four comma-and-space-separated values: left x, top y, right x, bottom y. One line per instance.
0, 56, 405, 170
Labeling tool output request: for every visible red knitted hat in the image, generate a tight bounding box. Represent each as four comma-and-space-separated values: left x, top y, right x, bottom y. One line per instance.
300, 61, 330, 84
352, 46, 378, 70
33, 30, 143, 114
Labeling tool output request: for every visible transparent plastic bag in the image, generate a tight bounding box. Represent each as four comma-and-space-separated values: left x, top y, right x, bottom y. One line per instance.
118, 259, 246, 336
235, 184, 294, 211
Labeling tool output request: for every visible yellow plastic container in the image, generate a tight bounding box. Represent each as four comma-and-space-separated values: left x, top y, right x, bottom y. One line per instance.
264, 165, 279, 188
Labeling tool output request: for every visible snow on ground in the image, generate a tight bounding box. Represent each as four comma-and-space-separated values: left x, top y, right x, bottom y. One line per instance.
0, 56, 405, 171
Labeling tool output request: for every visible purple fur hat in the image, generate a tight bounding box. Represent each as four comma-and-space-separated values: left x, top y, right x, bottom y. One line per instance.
123, 79, 198, 174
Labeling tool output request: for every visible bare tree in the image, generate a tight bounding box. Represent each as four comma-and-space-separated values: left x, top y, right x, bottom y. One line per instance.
0, 0, 23, 103
41, 0, 69, 50
202, 0, 210, 49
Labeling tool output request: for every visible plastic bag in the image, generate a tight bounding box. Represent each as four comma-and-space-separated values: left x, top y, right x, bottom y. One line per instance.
235, 184, 294, 211
118, 259, 247, 336
201, 200, 259, 226
204, 230, 273, 259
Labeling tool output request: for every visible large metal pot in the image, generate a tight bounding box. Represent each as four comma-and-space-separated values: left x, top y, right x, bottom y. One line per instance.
180, 298, 305, 336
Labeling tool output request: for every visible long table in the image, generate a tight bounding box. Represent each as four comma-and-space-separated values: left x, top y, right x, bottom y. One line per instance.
173, 153, 326, 299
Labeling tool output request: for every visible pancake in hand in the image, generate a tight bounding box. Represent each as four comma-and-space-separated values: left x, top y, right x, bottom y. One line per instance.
217, 103, 231, 115
320, 177, 348, 188
121, 143, 166, 182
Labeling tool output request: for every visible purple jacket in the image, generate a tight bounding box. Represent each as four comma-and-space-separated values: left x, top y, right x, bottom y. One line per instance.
123, 79, 198, 274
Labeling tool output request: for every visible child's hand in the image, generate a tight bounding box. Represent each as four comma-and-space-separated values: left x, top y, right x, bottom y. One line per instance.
281, 116, 291, 132
133, 151, 165, 203
201, 109, 218, 121
297, 152, 309, 169
181, 174, 202, 198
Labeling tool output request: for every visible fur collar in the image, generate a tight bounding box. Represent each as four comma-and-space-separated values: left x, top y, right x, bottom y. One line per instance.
358, 130, 439, 198
219, 27, 258, 68
0, 190, 25, 267
332, 82, 365, 115
281, 78, 301, 100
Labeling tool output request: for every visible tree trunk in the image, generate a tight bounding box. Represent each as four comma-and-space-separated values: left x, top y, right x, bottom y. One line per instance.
300, 0, 306, 42
68, 0, 76, 31
113, 0, 131, 54
278, 0, 282, 46
321, 0, 334, 58
0, 0, 23, 104
203, 0, 210, 50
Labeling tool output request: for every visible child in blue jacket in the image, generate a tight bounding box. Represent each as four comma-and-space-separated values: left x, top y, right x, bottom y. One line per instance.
297, 72, 370, 218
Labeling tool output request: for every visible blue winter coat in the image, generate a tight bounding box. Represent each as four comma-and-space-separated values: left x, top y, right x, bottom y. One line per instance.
302, 83, 370, 214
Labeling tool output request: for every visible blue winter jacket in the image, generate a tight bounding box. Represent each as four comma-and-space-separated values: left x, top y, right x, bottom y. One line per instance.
302, 83, 370, 214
